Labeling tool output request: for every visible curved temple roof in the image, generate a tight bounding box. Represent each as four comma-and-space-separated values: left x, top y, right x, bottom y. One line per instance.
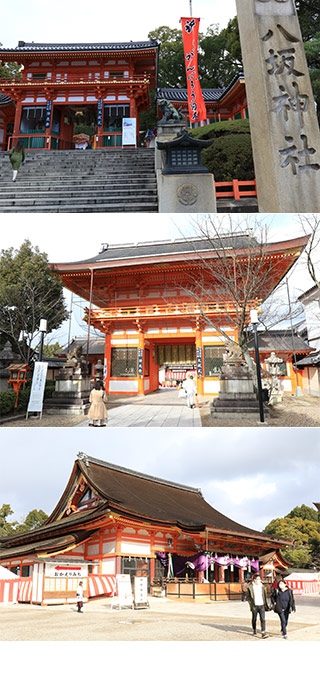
0, 454, 289, 560
0, 40, 159, 54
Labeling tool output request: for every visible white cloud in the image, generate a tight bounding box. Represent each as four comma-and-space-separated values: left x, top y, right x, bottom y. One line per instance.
212, 475, 277, 506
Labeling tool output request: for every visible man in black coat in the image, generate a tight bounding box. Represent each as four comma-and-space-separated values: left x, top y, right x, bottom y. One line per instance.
246, 573, 270, 638
271, 578, 296, 639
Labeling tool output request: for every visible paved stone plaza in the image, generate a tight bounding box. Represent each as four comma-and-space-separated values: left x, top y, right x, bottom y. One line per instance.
1, 595, 319, 642
1, 391, 319, 428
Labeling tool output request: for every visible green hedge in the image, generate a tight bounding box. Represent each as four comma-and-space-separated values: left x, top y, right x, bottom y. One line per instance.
0, 391, 17, 415
190, 119, 255, 181
0, 380, 56, 417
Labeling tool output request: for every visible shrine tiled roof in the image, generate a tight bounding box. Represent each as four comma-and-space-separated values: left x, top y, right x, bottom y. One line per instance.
65, 234, 258, 265
0, 93, 13, 105
1, 40, 159, 53
64, 454, 280, 538
157, 87, 224, 102
157, 74, 245, 104
247, 330, 313, 354
296, 350, 320, 367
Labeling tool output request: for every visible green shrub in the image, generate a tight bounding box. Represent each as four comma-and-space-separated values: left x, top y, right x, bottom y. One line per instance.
0, 391, 17, 415
191, 118, 251, 140
190, 119, 255, 181
202, 133, 255, 181
0, 379, 56, 416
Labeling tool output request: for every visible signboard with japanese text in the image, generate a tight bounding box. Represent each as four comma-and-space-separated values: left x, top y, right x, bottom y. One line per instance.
45, 101, 52, 128
26, 362, 48, 417
181, 17, 206, 123
97, 99, 103, 127
133, 576, 149, 609
122, 118, 136, 146
196, 347, 203, 376
115, 574, 133, 608
45, 562, 88, 579
138, 348, 144, 375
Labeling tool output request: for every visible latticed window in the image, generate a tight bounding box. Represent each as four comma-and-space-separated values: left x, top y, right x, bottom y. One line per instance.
204, 346, 225, 376
111, 347, 137, 377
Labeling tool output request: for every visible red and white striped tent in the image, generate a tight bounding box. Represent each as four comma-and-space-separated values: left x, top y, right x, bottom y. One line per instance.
88, 574, 116, 598
285, 573, 319, 595
0, 566, 19, 604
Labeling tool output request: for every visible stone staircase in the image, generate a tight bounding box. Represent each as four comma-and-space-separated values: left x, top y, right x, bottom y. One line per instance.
0, 148, 158, 212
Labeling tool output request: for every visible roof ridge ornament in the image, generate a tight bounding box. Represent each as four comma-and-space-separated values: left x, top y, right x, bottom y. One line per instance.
77, 451, 89, 467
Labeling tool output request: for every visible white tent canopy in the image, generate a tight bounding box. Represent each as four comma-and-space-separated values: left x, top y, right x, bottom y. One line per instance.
0, 565, 18, 580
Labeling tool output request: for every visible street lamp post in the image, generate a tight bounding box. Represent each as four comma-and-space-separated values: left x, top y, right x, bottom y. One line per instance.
38, 319, 47, 362
250, 309, 264, 424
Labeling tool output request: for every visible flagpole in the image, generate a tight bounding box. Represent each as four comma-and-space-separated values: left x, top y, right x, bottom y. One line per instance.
189, 1, 192, 15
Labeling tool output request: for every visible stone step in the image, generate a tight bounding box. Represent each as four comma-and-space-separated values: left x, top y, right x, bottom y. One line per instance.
0, 189, 158, 202
0, 201, 158, 212
0, 185, 156, 197
0, 192, 158, 206
0, 148, 157, 211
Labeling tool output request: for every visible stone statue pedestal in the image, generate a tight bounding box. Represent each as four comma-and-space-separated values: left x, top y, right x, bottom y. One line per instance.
155, 123, 186, 174
156, 125, 217, 213
211, 363, 269, 418
44, 366, 90, 415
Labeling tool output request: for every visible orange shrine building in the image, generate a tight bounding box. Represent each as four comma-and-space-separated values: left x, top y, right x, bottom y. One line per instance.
0, 454, 290, 605
51, 234, 309, 398
0, 40, 158, 151
0, 39, 249, 151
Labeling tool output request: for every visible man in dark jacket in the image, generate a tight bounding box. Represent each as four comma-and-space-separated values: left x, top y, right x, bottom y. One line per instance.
247, 573, 270, 638
271, 579, 296, 639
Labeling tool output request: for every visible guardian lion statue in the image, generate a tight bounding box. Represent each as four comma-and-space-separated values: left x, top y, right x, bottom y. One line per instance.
158, 99, 184, 124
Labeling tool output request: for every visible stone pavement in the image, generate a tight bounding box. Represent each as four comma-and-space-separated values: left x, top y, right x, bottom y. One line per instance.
1, 594, 319, 641
77, 402, 201, 427
1, 391, 319, 428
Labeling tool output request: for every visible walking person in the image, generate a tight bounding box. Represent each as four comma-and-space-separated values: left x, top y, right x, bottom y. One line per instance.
271, 578, 296, 639
87, 381, 108, 427
76, 581, 84, 613
247, 573, 270, 638
184, 374, 197, 408
9, 140, 25, 182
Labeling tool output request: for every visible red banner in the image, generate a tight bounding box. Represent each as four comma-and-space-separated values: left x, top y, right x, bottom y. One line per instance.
181, 17, 207, 124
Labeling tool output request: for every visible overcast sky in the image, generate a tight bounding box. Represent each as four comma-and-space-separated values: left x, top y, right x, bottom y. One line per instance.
0, 212, 317, 348
1, 427, 319, 532
1, 1, 237, 49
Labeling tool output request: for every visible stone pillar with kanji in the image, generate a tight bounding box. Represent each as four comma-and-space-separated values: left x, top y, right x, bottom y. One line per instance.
236, 0, 320, 212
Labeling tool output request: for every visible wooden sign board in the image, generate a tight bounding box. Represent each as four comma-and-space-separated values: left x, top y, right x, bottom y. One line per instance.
134, 576, 149, 610
111, 574, 134, 610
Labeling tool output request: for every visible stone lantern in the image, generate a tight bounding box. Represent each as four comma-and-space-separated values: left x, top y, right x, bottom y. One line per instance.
265, 351, 284, 404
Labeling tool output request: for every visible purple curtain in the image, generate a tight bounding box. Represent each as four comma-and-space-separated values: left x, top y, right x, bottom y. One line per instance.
156, 551, 259, 575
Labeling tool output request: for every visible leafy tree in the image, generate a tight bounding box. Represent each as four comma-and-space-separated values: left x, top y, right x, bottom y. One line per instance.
0, 240, 69, 364
264, 505, 320, 569
199, 20, 243, 88
0, 43, 22, 81
148, 26, 186, 88
0, 505, 48, 537
295, 1, 320, 41
286, 504, 319, 523
0, 504, 18, 537
15, 509, 48, 534
42, 341, 64, 358
304, 33, 320, 118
